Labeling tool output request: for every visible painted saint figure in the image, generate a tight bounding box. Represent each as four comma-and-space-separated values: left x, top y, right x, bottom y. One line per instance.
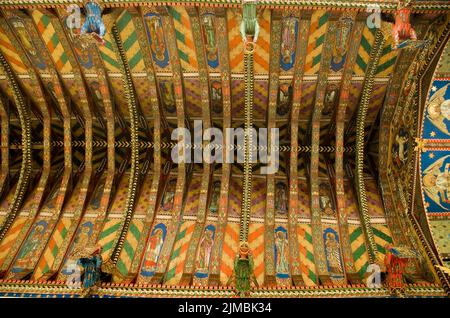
161, 179, 176, 211
195, 228, 214, 272
142, 226, 165, 273
274, 229, 289, 275
211, 81, 223, 114
209, 181, 221, 213
324, 231, 343, 274
277, 84, 291, 116
275, 182, 287, 213
281, 17, 297, 66
201, 13, 218, 66
15, 223, 46, 267
392, 127, 409, 167
160, 82, 176, 114
228, 242, 258, 297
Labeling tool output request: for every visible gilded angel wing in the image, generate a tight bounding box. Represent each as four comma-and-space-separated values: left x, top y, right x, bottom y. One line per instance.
422, 154, 450, 210
427, 114, 450, 136
423, 154, 450, 175
429, 84, 449, 105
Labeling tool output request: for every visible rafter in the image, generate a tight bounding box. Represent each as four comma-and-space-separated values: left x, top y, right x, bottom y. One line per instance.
263, 9, 281, 286
150, 7, 187, 284
209, 8, 232, 286
181, 6, 212, 284
333, 15, 363, 283
309, 16, 336, 284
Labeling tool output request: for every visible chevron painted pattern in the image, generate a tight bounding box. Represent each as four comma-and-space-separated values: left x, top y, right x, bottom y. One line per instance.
298, 180, 311, 217
349, 225, 370, 278
98, 219, 123, 260
251, 178, 266, 218
33, 218, 72, 280
219, 223, 239, 285
184, 79, 202, 118
372, 224, 393, 255
165, 221, 196, 285
376, 40, 398, 77
304, 10, 328, 75
117, 220, 144, 277
228, 178, 242, 218
353, 26, 376, 76
231, 80, 245, 118
297, 224, 317, 285
116, 11, 145, 73
169, 7, 198, 72
0, 217, 27, 268
367, 84, 387, 122
184, 176, 201, 216
98, 31, 121, 73
32, 10, 72, 73
0, 26, 27, 74
254, 81, 268, 120
253, 9, 270, 74
300, 82, 316, 118
248, 223, 264, 286
227, 10, 244, 73
366, 179, 385, 217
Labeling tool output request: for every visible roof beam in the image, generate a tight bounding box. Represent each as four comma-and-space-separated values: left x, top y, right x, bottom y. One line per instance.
288, 12, 311, 286
309, 15, 336, 285
150, 7, 187, 284
263, 9, 282, 287
333, 15, 363, 283
181, 6, 213, 284
2, 1, 449, 13
209, 8, 232, 286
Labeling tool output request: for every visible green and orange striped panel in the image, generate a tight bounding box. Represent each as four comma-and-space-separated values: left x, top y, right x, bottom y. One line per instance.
33, 218, 72, 280
376, 40, 397, 77
0, 25, 27, 74
169, 7, 198, 72
164, 221, 196, 285
304, 10, 329, 75
31, 10, 72, 74
0, 217, 27, 269
297, 223, 318, 285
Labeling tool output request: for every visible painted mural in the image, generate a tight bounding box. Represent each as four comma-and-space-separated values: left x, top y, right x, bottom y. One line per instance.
140, 223, 167, 277
275, 181, 288, 215
274, 226, 289, 279
143, 12, 169, 68
280, 16, 298, 71
200, 13, 219, 69
330, 15, 352, 72
194, 225, 215, 278
421, 150, 450, 213
11, 221, 48, 273
209, 181, 221, 213
161, 179, 176, 211
323, 228, 344, 282
422, 80, 450, 139
9, 16, 46, 70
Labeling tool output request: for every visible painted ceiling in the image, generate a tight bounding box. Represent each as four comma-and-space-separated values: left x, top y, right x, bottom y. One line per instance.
0, 0, 448, 297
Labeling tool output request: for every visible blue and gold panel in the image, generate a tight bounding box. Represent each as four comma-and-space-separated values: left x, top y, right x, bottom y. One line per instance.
143, 12, 170, 69
422, 79, 450, 140
279, 16, 298, 72
421, 150, 450, 213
